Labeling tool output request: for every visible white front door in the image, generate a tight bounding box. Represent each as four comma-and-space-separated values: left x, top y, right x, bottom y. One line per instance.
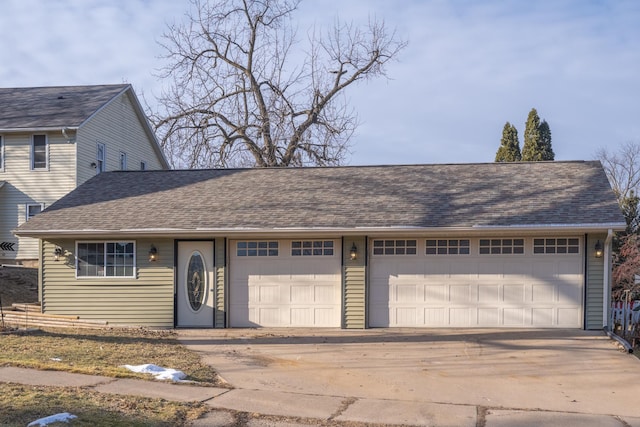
177, 241, 215, 327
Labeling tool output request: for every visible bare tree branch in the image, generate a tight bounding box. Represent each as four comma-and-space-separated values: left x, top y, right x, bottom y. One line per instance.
150, 0, 407, 168
597, 142, 640, 201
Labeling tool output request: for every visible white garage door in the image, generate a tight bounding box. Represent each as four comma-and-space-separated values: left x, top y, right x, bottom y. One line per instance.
369, 238, 584, 328
229, 239, 341, 327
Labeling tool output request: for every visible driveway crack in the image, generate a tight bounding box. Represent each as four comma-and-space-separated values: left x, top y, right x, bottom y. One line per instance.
328, 396, 357, 420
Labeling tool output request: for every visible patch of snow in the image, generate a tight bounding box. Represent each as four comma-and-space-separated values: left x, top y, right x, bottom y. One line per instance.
122, 363, 187, 382
50, 357, 62, 362
27, 412, 77, 426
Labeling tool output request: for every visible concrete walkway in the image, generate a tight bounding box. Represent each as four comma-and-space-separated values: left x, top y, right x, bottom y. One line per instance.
3, 366, 639, 426
2, 329, 640, 426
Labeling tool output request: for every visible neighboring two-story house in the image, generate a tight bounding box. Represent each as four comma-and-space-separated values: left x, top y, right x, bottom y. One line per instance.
0, 84, 169, 265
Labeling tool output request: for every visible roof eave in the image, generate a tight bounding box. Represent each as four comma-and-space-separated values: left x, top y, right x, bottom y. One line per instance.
14, 223, 627, 239
0, 126, 79, 133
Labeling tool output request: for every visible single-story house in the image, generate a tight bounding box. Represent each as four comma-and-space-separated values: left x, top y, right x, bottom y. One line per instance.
15, 160, 625, 330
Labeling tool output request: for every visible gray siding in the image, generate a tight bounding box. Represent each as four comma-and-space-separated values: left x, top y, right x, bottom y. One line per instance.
343, 237, 367, 329
585, 233, 606, 330
0, 133, 76, 261
41, 238, 175, 327
76, 91, 165, 185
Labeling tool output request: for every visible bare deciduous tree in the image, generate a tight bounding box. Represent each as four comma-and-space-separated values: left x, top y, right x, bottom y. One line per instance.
597, 142, 640, 201
151, 0, 407, 168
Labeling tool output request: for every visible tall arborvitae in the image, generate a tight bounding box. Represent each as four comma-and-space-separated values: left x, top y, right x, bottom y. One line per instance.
522, 108, 554, 161
522, 108, 542, 161
538, 120, 554, 160
495, 122, 521, 162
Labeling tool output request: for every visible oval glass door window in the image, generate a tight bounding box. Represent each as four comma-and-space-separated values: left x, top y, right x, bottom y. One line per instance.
186, 251, 206, 311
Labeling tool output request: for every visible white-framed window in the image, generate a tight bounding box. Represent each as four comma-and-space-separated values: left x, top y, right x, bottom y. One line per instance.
479, 238, 524, 255
291, 240, 334, 256
31, 134, 48, 170
0, 135, 4, 171
140, 161, 147, 171
119, 151, 127, 170
372, 239, 417, 255
76, 241, 135, 278
236, 241, 278, 257
96, 143, 106, 174
26, 203, 44, 221
533, 238, 580, 254
426, 239, 470, 255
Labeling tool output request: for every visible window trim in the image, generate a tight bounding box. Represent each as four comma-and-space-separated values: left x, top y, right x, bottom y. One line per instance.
372, 239, 418, 256
96, 143, 106, 174
25, 203, 44, 221
291, 240, 335, 256
479, 238, 525, 255
236, 240, 279, 257
425, 239, 470, 255
533, 237, 581, 255
75, 241, 137, 279
31, 134, 48, 170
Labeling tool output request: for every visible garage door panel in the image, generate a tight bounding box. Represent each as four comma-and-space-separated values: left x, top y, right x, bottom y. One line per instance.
558, 307, 580, 326
478, 307, 500, 325
450, 285, 471, 303
532, 308, 554, 325
450, 308, 470, 324
504, 285, 526, 302
533, 262, 556, 278
425, 307, 446, 325
291, 285, 312, 303
478, 261, 504, 278
478, 285, 501, 303
395, 284, 420, 303
395, 307, 417, 325
504, 307, 525, 325
425, 285, 447, 302
558, 282, 581, 303
370, 238, 584, 328
532, 284, 554, 302
230, 240, 341, 327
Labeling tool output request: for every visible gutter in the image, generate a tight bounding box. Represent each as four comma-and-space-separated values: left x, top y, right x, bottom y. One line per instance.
0, 126, 78, 133
13, 223, 628, 239
604, 328, 634, 353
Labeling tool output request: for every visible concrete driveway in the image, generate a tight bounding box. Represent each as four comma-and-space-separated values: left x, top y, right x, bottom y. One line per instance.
178, 328, 640, 422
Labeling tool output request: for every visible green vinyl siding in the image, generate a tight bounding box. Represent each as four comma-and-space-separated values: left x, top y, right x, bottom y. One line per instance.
585, 234, 606, 330
343, 236, 366, 329
41, 239, 174, 327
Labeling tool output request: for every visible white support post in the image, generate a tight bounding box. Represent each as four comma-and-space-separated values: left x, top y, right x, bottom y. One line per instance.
603, 229, 613, 329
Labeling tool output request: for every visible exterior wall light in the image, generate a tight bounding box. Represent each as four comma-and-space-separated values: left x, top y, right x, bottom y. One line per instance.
350, 243, 358, 261
54, 246, 63, 262
149, 245, 158, 262
594, 240, 603, 258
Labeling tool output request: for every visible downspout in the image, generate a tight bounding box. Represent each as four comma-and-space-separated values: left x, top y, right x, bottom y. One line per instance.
603, 229, 614, 329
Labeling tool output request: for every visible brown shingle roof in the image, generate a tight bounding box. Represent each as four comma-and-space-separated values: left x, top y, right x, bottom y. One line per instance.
15, 161, 625, 236
0, 84, 129, 130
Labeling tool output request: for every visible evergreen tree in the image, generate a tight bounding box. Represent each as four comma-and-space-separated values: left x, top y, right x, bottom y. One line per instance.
522, 108, 554, 161
538, 120, 554, 160
495, 122, 521, 162
522, 108, 542, 161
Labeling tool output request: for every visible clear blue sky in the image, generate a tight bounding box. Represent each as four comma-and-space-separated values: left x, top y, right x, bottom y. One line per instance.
1, 0, 638, 165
